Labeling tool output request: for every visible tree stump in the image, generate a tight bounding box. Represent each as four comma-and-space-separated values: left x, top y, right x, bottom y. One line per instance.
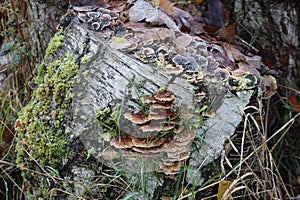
15, 1, 262, 197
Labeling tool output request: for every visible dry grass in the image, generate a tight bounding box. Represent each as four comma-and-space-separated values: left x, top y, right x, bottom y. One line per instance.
176, 95, 300, 200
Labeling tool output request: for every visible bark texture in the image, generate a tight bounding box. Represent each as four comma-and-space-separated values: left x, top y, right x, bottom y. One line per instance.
232, 0, 299, 89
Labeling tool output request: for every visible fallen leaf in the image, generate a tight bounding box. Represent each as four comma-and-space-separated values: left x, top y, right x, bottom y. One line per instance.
70, 0, 110, 8
175, 35, 193, 49
288, 96, 300, 112
216, 23, 236, 43
217, 180, 233, 200
141, 30, 160, 46
110, 2, 127, 13
157, 28, 176, 41
172, 6, 194, 33
205, 109, 215, 118
159, 0, 175, 15
124, 21, 148, 33
222, 43, 245, 62
1, 124, 14, 144
261, 75, 277, 99
202, 24, 219, 35
262, 59, 273, 70
129, 0, 179, 31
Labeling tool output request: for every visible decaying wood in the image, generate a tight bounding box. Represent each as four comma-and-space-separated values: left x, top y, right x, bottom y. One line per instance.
62, 12, 256, 185
17, 1, 263, 196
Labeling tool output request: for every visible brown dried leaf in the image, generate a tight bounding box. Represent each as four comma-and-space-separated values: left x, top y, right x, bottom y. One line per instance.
110, 2, 127, 13
261, 75, 277, 99
217, 23, 236, 43
129, 0, 179, 31
1, 124, 14, 144
288, 96, 300, 113
201, 24, 219, 34
159, 0, 175, 15
175, 35, 193, 49
217, 180, 233, 200
70, 0, 110, 8
222, 43, 245, 62
124, 21, 147, 32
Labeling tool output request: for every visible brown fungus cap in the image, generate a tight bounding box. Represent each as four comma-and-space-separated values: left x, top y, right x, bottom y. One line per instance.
131, 136, 166, 148
185, 71, 204, 83
172, 55, 189, 66
110, 135, 133, 149
164, 143, 187, 154
140, 123, 175, 133
165, 65, 184, 75
90, 22, 101, 31
149, 108, 177, 120
109, 11, 119, 19
143, 47, 155, 57
151, 102, 174, 109
157, 161, 184, 175
72, 5, 98, 12
162, 152, 190, 163
195, 92, 206, 102
132, 146, 162, 154
174, 132, 195, 144
149, 110, 179, 124
124, 112, 150, 124
154, 91, 175, 102
77, 13, 88, 22
141, 96, 156, 104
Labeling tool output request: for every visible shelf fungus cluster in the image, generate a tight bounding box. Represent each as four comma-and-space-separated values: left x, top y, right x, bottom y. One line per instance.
137, 46, 188, 76
110, 90, 195, 175
71, 5, 124, 34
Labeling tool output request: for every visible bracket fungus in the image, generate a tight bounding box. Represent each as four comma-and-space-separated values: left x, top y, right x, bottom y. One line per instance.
109, 90, 195, 175
71, 4, 124, 35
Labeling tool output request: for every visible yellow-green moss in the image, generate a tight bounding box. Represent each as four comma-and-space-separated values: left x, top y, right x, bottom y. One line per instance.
80, 55, 90, 64
45, 29, 64, 60
37, 30, 64, 77
15, 30, 79, 196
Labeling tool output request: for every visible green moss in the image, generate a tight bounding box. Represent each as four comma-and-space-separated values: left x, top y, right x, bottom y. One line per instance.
80, 55, 90, 64
158, 85, 168, 92
15, 30, 79, 196
36, 30, 64, 78
74, 108, 81, 115
45, 29, 64, 60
